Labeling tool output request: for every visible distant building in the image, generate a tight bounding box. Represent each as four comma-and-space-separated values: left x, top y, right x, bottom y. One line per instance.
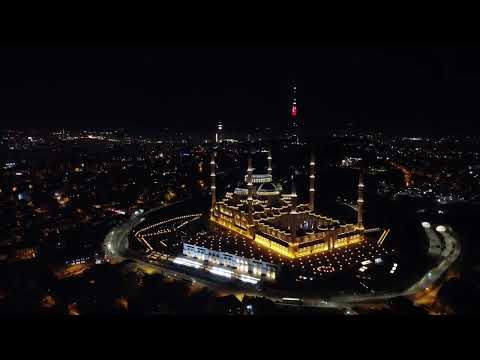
8, 246, 37, 262
290, 84, 300, 142
216, 121, 223, 144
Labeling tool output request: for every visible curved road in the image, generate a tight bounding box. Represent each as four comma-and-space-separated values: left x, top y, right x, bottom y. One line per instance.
104, 208, 460, 310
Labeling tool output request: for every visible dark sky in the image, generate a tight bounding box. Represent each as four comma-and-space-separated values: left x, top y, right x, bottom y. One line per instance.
0, 44, 479, 135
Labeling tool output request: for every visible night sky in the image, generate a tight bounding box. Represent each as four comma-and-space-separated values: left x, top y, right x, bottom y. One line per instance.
1, 44, 479, 135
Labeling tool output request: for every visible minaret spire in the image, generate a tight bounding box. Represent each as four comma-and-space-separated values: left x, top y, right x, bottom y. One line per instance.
210, 152, 216, 208
357, 170, 365, 229
247, 149, 254, 222
309, 150, 315, 212
267, 149, 272, 176
290, 176, 298, 237
290, 180, 297, 211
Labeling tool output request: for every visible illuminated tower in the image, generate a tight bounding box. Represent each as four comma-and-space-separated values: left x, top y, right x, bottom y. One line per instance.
210, 152, 216, 208
291, 84, 298, 124
357, 171, 365, 229
290, 83, 299, 142
247, 152, 254, 222
267, 149, 272, 176
216, 121, 223, 144
309, 151, 315, 211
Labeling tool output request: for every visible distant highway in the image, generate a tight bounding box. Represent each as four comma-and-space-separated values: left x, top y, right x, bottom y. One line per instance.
390, 161, 413, 187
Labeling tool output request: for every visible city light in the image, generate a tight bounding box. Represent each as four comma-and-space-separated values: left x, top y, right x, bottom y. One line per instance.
240, 274, 260, 284
390, 263, 398, 274
3, 59, 474, 317
173, 257, 202, 269
209, 267, 232, 278
421, 222, 431, 229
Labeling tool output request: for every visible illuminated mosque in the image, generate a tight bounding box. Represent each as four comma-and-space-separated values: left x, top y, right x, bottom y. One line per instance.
209, 149, 368, 258
129, 84, 390, 285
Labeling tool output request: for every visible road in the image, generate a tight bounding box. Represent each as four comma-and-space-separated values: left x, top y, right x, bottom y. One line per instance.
404, 226, 460, 296
390, 161, 413, 187
104, 215, 345, 309
104, 207, 460, 311
329, 225, 460, 304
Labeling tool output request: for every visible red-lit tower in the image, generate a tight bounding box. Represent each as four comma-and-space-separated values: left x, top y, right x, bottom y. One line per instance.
290, 83, 300, 142
291, 84, 297, 117
291, 84, 298, 124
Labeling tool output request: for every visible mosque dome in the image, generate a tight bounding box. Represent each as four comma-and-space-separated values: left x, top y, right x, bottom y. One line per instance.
258, 182, 276, 192
234, 180, 249, 196
257, 182, 279, 195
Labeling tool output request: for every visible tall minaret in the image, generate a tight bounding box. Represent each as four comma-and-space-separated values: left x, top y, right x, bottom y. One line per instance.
247, 151, 254, 221
290, 178, 298, 237
290, 180, 298, 211
267, 149, 272, 176
357, 170, 365, 229
210, 152, 216, 208
309, 151, 315, 212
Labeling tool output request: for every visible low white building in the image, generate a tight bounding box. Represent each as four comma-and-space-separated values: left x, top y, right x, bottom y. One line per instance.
183, 243, 277, 280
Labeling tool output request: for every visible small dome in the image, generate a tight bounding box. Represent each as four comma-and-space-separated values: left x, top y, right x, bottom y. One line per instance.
257, 182, 277, 193
234, 180, 249, 196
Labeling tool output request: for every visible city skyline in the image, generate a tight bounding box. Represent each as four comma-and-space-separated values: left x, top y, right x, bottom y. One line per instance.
2, 44, 480, 135
2, 43, 480, 317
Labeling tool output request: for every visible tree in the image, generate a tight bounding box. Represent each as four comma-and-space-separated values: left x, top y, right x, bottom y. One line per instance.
389, 296, 428, 315
437, 278, 480, 315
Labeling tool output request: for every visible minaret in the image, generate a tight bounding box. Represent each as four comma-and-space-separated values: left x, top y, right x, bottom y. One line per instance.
290, 178, 298, 237
247, 151, 254, 222
267, 149, 272, 176
290, 180, 298, 211
309, 151, 315, 211
210, 152, 216, 208
357, 170, 365, 229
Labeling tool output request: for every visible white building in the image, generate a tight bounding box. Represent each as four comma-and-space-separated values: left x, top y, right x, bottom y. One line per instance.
183, 243, 277, 280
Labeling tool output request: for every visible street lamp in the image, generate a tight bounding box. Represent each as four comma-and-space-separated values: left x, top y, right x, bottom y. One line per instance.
421, 222, 431, 229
